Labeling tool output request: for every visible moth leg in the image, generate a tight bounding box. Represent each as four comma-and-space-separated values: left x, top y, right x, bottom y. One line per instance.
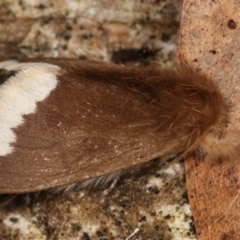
101, 176, 120, 196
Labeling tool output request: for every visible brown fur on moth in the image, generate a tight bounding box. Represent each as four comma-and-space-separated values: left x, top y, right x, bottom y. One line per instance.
0, 58, 233, 194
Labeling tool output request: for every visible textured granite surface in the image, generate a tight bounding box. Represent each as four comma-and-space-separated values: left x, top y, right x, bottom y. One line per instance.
0, 0, 180, 66
0, 0, 197, 239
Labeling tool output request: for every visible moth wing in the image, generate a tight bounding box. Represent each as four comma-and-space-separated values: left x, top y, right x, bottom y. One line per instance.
0, 60, 190, 193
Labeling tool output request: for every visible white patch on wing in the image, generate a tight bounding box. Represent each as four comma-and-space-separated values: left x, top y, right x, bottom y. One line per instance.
0, 60, 60, 156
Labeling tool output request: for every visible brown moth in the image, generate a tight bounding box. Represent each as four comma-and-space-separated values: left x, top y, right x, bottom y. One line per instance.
0, 58, 233, 193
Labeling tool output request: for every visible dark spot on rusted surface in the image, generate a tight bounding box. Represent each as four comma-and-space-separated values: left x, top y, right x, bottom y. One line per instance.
228, 19, 237, 29
155, 225, 160, 231
221, 232, 233, 240
189, 221, 196, 235
62, 45, 68, 50
210, 50, 217, 54
38, 4, 46, 9
164, 214, 171, 220
63, 33, 71, 40
161, 33, 170, 42
148, 186, 160, 194
82, 232, 90, 240
139, 216, 147, 222
115, 220, 122, 226
65, 23, 73, 30
72, 223, 81, 231
79, 55, 87, 60
182, 191, 188, 200
9, 217, 18, 223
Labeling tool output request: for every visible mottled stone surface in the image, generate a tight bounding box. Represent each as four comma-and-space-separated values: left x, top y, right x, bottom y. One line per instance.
0, 161, 195, 240
0, 0, 197, 239
0, 0, 180, 66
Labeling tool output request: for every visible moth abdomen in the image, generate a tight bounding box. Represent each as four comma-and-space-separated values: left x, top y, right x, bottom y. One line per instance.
0, 59, 228, 193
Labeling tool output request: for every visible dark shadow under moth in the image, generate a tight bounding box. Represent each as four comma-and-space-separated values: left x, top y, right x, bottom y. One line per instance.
0, 58, 234, 193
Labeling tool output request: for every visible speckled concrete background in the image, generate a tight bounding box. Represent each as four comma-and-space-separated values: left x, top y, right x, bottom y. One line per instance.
0, 0, 197, 239
0, 0, 180, 66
